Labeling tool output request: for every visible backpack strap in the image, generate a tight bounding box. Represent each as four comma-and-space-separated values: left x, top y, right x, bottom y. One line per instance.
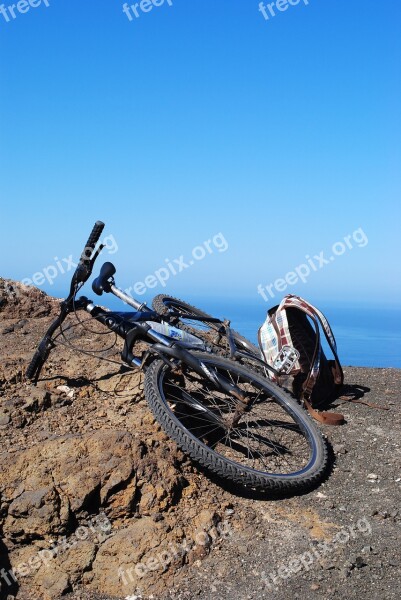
338, 396, 390, 410
303, 398, 345, 426
308, 303, 343, 386
270, 297, 296, 354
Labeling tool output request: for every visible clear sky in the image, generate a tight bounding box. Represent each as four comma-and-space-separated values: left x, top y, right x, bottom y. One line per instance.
1, 0, 400, 307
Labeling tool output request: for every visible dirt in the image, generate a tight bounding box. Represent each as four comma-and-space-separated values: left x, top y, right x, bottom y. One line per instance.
0, 277, 400, 600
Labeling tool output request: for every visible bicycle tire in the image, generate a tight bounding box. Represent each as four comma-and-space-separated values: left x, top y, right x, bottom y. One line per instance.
144, 353, 328, 493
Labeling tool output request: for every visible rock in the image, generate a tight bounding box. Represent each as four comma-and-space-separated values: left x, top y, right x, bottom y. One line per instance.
6, 486, 68, 540
55, 540, 96, 583
11, 414, 27, 428
193, 510, 218, 532
22, 388, 51, 412
0, 427, 185, 546
0, 412, 11, 427
152, 512, 164, 522
354, 556, 366, 569
95, 369, 144, 399
56, 385, 75, 399
188, 542, 210, 564
35, 565, 70, 599
2, 324, 15, 334
348, 555, 366, 570
0, 430, 139, 538
0, 279, 59, 320
1, 278, 398, 600
89, 518, 163, 595
333, 444, 347, 454
367, 473, 378, 481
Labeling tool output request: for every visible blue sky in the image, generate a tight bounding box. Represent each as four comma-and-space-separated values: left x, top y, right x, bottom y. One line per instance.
1, 0, 400, 308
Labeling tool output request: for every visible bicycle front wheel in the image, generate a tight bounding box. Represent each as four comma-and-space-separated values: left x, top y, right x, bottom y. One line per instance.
144, 353, 327, 493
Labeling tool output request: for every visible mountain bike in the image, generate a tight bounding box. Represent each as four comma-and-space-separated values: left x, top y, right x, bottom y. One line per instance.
26, 221, 327, 493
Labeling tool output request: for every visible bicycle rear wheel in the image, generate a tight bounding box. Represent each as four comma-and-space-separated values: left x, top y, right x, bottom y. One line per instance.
144, 352, 328, 493
152, 294, 260, 355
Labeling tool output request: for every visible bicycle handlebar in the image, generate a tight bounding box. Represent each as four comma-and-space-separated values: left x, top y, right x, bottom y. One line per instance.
27, 221, 105, 382
26, 349, 44, 380
71, 220, 105, 289
79, 220, 105, 265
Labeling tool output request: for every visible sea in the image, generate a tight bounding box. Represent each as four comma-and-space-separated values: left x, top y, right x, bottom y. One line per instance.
96, 293, 401, 369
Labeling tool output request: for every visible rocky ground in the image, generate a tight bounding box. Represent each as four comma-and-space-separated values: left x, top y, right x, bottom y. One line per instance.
0, 278, 400, 600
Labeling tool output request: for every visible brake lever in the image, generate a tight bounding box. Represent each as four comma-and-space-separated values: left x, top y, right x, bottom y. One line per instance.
71, 243, 105, 293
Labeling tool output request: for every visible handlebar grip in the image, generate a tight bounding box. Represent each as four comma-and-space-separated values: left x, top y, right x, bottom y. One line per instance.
26, 350, 44, 380
80, 221, 105, 263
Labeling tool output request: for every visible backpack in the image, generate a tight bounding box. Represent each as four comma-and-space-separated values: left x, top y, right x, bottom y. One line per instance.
258, 295, 345, 425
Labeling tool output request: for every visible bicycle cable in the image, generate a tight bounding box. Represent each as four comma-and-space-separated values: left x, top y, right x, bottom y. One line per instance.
57, 315, 119, 355
51, 286, 124, 365
52, 335, 129, 368
52, 329, 142, 400
72, 291, 118, 337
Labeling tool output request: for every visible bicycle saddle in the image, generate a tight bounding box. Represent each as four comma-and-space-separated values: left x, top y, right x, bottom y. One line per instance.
92, 262, 116, 296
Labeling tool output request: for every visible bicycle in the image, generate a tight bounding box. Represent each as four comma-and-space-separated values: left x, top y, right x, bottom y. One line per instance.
27, 221, 328, 493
